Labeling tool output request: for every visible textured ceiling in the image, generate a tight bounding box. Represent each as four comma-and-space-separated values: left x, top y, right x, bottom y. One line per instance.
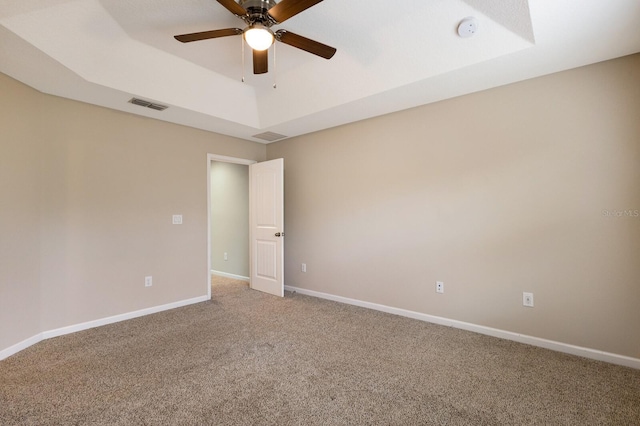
1, 0, 639, 143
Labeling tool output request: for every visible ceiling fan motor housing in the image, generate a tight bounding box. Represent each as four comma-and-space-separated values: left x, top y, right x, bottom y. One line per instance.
241, 0, 277, 25
240, 0, 276, 8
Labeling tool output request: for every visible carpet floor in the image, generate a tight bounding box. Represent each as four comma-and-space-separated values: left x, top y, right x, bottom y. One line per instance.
1, 276, 639, 425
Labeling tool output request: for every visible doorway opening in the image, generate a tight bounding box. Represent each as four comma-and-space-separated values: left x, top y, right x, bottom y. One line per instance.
207, 154, 256, 299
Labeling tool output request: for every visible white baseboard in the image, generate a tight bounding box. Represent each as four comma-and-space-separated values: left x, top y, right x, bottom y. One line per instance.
211, 270, 250, 282
0, 333, 44, 361
285, 285, 640, 370
41, 295, 209, 340
0, 295, 209, 361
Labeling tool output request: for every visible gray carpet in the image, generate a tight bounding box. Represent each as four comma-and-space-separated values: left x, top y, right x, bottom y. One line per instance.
1, 276, 639, 425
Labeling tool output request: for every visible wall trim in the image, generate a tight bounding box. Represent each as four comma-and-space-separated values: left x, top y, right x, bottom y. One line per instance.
5, 285, 637, 370
208, 154, 257, 166
0, 333, 44, 361
284, 285, 640, 370
0, 295, 208, 361
211, 270, 250, 282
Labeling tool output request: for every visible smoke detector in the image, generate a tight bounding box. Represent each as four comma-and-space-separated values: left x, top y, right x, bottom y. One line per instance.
458, 17, 478, 38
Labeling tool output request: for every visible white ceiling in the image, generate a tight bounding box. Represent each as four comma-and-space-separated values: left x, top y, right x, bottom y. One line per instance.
1, 0, 639, 143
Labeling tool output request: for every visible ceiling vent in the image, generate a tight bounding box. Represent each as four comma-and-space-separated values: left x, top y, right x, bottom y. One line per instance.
129, 98, 168, 111
252, 131, 287, 142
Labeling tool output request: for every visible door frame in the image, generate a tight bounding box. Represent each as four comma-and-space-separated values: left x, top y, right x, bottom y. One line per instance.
207, 154, 256, 300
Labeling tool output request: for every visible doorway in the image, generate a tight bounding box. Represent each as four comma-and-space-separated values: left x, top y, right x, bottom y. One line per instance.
207, 154, 256, 300
207, 154, 285, 299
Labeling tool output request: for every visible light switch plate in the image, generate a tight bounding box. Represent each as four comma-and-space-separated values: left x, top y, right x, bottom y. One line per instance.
172, 215, 183, 225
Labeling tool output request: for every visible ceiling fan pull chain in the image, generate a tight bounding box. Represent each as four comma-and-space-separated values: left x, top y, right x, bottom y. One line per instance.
241, 36, 245, 83
273, 42, 277, 89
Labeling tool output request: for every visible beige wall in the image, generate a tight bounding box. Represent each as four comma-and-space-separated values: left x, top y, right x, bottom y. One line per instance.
267, 53, 640, 359
0, 72, 266, 352
0, 72, 42, 349
210, 161, 249, 277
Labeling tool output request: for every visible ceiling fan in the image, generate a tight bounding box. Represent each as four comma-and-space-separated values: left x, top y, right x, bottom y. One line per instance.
174, 0, 336, 75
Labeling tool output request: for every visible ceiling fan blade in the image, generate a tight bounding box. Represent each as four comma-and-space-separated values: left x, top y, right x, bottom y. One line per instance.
216, 0, 247, 17
275, 30, 336, 59
253, 49, 268, 74
267, 0, 323, 23
174, 28, 243, 43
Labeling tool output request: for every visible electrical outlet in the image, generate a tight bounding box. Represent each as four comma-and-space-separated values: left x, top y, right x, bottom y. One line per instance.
523, 292, 534, 307
224, 252, 228, 261
436, 281, 444, 294
145, 276, 153, 287
172, 215, 182, 225
301, 263, 307, 273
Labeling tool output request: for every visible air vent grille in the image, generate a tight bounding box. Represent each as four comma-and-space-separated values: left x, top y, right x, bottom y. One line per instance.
129, 98, 168, 111
147, 103, 168, 111
252, 131, 287, 142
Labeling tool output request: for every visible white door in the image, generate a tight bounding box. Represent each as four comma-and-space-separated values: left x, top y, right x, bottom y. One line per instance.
250, 158, 284, 297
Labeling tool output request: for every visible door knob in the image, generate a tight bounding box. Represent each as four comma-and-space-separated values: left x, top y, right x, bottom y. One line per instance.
275, 232, 284, 237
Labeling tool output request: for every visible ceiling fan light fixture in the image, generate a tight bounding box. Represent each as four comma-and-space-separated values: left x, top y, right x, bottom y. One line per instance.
173, 0, 337, 75
244, 24, 274, 51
